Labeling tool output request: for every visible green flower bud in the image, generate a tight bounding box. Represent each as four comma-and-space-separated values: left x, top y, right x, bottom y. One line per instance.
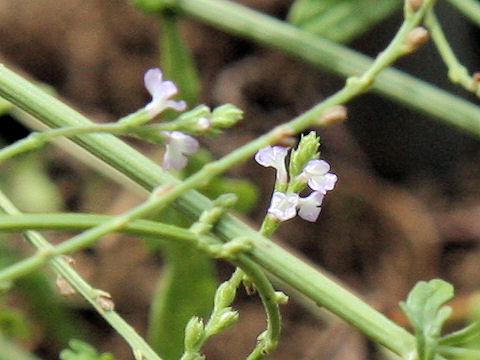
214, 282, 237, 311
184, 316, 205, 350
274, 291, 289, 305
289, 132, 320, 178
207, 308, 239, 335
211, 104, 243, 128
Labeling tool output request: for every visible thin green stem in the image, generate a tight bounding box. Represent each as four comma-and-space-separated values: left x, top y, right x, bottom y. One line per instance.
437, 345, 480, 358
0, 210, 416, 357
439, 321, 480, 346
0, 192, 164, 360
0, 123, 128, 162
425, 11, 480, 96
166, 0, 480, 137
446, 0, 480, 28
0, 1, 437, 356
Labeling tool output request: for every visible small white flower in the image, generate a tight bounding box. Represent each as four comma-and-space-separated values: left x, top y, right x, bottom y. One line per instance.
254, 146, 290, 183
268, 191, 299, 221
297, 191, 325, 222
300, 159, 338, 193
144, 68, 187, 117
162, 131, 199, 170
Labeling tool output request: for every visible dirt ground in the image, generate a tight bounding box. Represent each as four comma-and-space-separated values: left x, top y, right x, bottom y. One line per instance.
1, 1, 480, 359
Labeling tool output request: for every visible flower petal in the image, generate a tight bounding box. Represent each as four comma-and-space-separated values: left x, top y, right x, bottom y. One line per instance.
297, 191, 324, 222
268, 192, 299, 221
162, 131, 199, 170
255, 146, 290, 183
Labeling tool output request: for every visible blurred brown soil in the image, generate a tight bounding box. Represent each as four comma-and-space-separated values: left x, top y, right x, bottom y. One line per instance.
1, 1, 480, 360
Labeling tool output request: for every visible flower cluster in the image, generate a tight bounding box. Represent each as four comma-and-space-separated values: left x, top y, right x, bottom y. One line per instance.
143, 68, 198, 170
142, 68, 244, 171
255, 145, 337, 222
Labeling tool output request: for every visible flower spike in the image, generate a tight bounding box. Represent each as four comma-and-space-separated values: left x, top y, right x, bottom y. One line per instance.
255, 146, 290, 184
162, 131, 199, 170
144, 68, 187, 117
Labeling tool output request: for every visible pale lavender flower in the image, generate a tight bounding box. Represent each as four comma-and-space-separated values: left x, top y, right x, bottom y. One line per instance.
300, 159, 338, 194
267, 191, 299, 221
162, 131, 199, 170
144, 68, 187, 117
254, 146, 290, 183
297, 191, 325, 222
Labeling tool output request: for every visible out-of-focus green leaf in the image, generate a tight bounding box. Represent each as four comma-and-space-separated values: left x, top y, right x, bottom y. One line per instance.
0, 244, 86, 346
59, 339, 115, 360
148, 243, 217, 360
159, 12, 200, 108
146, 190, 217, 360
287, 0, 402, 43
0, 306, 30, 338
0, 333, 44, 360
184, 149, 259, 214
4, 153, 64, 213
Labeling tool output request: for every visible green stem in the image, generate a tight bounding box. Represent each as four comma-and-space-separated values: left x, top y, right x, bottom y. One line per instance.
165, 0, 480, 137
0, 123, 128, 162
0, 1, 435, 356
446, 0, 480, 28
0, 192, 164, 360
425, 11, 479, 96
0, 210, 416, 358
439, 321, 480, 346
437, 345, 480, 358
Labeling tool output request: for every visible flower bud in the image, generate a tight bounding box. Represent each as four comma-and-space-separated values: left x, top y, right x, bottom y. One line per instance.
207, 308, 239, 335
211, 104, 243, 128
214, 282, 237, 310
405, 27, 429, 52
184, 316, 205, 350
289, 131, 320, 178
408, 0, 423, 12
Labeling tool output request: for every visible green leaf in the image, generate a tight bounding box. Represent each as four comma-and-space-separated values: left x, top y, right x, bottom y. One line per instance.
159, 12, 200, 108
399, 279, 454, 360
148, 243, 217, 360
59, 340, 115, 360
287, 0, 402, 43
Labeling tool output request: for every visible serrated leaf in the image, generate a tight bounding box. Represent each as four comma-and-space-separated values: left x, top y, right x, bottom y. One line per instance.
399, 279, 454, 360
288, 0, 402, 43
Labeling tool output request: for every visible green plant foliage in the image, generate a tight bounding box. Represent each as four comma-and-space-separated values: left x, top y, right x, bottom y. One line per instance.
148, 243, 218, 360
59, 340, 115, 360
159, 12, 201, 108
0, 244, 85, 346
185, 150, 259, 214
0, 306, 30, 338
400, 279, 454, 360
287, 0, 401, 43
3, 154, 64, 213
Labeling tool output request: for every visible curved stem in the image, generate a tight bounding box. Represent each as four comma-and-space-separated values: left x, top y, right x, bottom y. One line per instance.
0, 1, 437, 356
0, 192, 164, 360
0, 210, 416, 357
425, 11, 479, 96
